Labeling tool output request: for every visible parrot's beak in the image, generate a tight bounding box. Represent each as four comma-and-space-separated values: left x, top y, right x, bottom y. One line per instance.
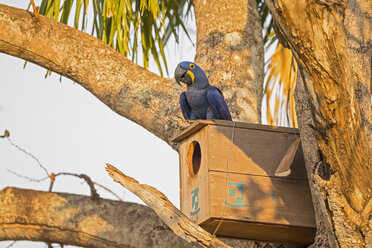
174, 64, 192, 86
174, 64, 186, 86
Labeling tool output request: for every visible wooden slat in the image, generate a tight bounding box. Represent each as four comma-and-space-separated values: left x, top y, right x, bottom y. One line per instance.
201, 219, 315, 245
207, 125, 306, 179
179, 128, 210, 224
172, 120, 300, 143
208, 171, 315, 228
172, 121, 211, 142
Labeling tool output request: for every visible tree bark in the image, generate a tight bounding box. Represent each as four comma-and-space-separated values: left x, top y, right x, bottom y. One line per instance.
0, 187, 297, 248
264, 0, 372, 247
194, 0, 264, 123
0, 187, 189, 248
344, 0, 372, 150
295, 67, 338, 248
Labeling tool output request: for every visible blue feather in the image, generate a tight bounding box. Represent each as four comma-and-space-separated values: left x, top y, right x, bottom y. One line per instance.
207, 86, 232, 120
179, 92, 192, 120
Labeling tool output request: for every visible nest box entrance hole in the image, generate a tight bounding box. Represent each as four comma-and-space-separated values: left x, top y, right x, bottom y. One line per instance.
187, 141, 201, 175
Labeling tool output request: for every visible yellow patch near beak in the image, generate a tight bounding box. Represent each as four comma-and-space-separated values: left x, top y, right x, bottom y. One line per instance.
187, 70, 195, 84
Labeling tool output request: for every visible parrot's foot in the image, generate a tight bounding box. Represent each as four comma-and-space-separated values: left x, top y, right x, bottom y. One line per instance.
186, 120, 195, 125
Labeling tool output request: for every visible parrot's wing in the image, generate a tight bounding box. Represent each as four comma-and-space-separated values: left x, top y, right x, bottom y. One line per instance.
207, 86, 232, 120
180, 92, 192, 120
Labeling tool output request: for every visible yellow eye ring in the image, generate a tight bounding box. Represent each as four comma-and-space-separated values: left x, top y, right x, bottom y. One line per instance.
190, 64, 195, 69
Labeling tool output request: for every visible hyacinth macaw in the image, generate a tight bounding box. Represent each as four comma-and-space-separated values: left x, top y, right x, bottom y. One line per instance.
174, 61, 232, 121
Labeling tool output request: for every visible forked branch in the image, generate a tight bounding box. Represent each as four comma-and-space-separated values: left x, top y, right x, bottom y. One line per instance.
105, 163, 232, 248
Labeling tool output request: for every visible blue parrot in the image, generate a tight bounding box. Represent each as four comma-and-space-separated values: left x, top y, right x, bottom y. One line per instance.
174, 61, 232, 121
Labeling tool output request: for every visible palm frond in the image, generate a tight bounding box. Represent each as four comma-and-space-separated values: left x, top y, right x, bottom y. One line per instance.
264, 43, 298, 127
30, 0, 193, 76
257, 0, 298, 127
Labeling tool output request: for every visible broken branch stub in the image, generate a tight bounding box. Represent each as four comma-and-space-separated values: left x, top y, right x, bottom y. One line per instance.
105, 163, 232, 248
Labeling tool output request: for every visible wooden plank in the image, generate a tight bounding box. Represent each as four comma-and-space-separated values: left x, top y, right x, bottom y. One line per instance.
207, 171, 315, 228
172, 120, 300, 143
179, 128, 210, 224
200, 218, 315, 245
171, 121, 211, 142
207, 125, 307, 179
207, 120, 300, 134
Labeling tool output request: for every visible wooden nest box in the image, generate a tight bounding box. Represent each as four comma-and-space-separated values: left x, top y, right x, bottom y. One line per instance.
172, 120, 316, 245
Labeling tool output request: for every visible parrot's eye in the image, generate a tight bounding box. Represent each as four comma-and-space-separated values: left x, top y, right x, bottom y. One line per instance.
190, 64, 195, 69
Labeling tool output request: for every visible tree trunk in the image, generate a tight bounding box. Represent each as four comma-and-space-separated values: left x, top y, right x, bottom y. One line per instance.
265, 0, 372, 247
344, 0, 372, 150
193, 0, 264, 123
295, 67, 338, 248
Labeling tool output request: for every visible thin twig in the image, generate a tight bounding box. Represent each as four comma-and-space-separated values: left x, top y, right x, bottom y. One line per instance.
94, 182, 124, 201
7, 169, 49, 182
48, 173, 56, 192
51, 172, 100, 200
6, 241, 16, 248
49, 172, 121, 201
6, 137, 49, 177
2, 131, 122, 203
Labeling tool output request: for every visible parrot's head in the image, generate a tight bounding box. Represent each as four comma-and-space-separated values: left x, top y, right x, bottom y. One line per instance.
174, 61, 209, 89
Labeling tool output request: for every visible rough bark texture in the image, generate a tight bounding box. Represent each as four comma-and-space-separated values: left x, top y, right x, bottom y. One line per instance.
295, 68, 338, 248
0, 187, 298, 248
0, 187, 189, 248
194, 0, 264, 124
344, 0, 372, 150
264, 0, 372, 247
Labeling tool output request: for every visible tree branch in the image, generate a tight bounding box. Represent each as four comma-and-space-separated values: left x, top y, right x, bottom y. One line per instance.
105, 164, 231, 248
0, 187, 291, 248
0, 4, 186, 147
0, 187, 193, 247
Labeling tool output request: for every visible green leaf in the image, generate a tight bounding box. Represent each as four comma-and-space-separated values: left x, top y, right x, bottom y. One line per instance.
74, 0, 83, 29
54, 0, 61, 21
61, 0, 73, 24
39, 0, 49, 14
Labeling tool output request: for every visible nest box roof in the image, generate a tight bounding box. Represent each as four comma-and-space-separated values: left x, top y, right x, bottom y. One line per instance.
171, 120, 299, 143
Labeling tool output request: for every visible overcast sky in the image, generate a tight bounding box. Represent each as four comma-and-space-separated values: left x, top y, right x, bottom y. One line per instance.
0, 1, 196, 247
